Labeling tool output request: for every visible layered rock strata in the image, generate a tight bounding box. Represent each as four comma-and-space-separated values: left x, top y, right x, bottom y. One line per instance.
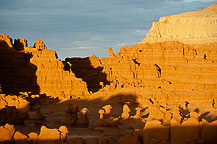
27, 39, 89, 99
67, 41, 217, 111
0, 34, 89, 99
141, 4, 217, 44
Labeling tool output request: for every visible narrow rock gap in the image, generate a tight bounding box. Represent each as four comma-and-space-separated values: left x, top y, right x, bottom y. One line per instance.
154, 64, 161, 78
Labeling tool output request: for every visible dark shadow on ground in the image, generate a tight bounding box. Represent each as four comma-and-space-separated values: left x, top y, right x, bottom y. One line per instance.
58, 93, 139, 119
17, 93, 140, 130
0, 106, 29, 126
8, 93, 217, 144
0, 93, 60, 127
0, 39, 40, 94
63, 57, 110, 93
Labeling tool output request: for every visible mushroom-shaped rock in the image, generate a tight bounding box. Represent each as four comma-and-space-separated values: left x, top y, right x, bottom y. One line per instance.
121, 104, 131, 120
102, 105, 112, 118
172, 107, 183, 124
59, 126, 69, 141
27, 132, 38, 144
0, 124, 15, 142
98, 109, 105, 120
77, 108, 89, 127
4, 123, 15, 136
38, 126, 60, 142
80, 108, 89, 116
131, 107, 142, 119
13, 131, 28, 144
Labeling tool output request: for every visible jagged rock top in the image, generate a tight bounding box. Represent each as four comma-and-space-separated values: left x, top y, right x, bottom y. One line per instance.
33, 39, 47, 51
141, 4, 217, 44
0, 34, 13, 48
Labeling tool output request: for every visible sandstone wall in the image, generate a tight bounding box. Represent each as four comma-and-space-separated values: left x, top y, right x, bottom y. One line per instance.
67, 42, 217, 110
106, 42, 217, 109
64, 55, 109, 93
0, 34, 89, 99
0, 34, 39, 94
27, 41, 89, 99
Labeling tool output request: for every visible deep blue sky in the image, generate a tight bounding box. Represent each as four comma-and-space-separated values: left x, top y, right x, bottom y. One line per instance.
0, 0, 216, 60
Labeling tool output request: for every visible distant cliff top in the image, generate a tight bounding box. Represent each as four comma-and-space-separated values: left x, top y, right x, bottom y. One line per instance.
169, 4, 217, 18
140, 4, 217, 44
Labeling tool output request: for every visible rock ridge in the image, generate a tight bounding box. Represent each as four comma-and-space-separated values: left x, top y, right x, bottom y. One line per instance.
140, 4, 217, 44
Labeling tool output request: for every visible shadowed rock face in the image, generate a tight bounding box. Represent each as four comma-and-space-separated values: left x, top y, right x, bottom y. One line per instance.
0, 34, 89, 99
0, 34, 39, 94
64, 55, 110, 93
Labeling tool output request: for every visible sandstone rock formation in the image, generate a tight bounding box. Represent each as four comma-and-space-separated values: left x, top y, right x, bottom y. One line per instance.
0, 94, 30, 112
0, 124, 15, 143
1, 4, 217, 144
85, 41, 217, 111
131, 107, 142, 119
99, 109, 105, 120
121, 104, 131, 120
27, 132, 38, 144
0, 34, 89, 99
13, 131, 28, 144
141, 4, 217, 44
64, 55, 110, 93
102, 104, 112, 119
28, 39, 89, 99
77, 108, 89, 127
0, 34, 40, 94
38, 125, 69, 143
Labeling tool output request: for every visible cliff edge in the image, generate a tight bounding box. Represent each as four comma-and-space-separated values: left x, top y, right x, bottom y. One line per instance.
140, 4, 217, 44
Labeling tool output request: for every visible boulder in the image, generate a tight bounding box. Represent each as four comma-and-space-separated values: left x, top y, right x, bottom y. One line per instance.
13, 131, 28, 144
0, 124, 15, 143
